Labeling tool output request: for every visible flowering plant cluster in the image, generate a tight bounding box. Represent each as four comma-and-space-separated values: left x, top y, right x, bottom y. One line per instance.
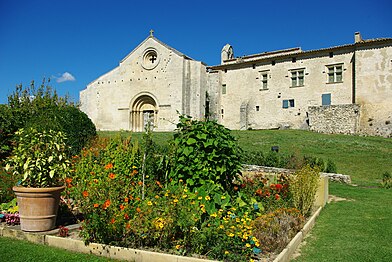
65, 119, 316, 261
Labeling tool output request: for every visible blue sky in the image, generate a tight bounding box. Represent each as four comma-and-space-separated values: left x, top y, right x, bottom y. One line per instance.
0, 0, 391, 104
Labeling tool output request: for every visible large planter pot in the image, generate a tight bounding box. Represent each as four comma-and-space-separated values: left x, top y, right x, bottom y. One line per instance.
13, 186, 65, 232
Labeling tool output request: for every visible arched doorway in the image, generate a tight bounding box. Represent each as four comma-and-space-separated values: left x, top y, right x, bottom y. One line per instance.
130, 94, 158, 132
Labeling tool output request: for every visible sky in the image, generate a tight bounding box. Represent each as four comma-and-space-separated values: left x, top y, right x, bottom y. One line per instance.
0, 0, 391, 104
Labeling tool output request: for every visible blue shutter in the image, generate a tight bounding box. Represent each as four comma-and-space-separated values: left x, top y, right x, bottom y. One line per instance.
322, 94, 331, 106
282, 100, 289, 108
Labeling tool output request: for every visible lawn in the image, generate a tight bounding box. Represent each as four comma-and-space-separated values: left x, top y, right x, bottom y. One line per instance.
0, 236, 119, 262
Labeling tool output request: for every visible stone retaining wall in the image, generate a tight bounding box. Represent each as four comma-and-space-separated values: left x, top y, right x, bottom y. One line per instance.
308, 104, 360, 135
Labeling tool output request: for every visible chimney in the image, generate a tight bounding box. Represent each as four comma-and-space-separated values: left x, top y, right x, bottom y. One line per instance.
355, 32, 362, 43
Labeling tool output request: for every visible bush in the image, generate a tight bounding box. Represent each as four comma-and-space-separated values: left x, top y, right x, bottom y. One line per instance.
25, 106, 96, 156
252, 208, 304, 254
0, 168, 17, 203
382, 172, 392, 189
1, 79, 96, 160
169, 115, 242, 193
289, 165, 320, 216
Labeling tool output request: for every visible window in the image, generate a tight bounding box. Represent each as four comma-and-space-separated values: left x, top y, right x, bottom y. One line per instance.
282, 99, 295, 109
221, 108, 224, 119
222, 84, 227, 95
327, 64, 343, 83
261, 73, 268, 90
291, 69, 304, 87
256, 106, 260, 111
322, 93, 331, 106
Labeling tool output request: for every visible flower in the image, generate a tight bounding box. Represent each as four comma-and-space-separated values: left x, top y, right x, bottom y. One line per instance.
138, 181, 143, 186
93, 203, 99, 208
120, 204, 125, 210
147, 201, 153, 206
173, 199, 179, 203
132, 166, 137, 169
210, 213, 217, 218
124, 214, 129, 220
124, 197, 129, 203
103, 200, 111, 209
175, 244, 181, 249
105, 163, 113, 169
109, 173, 116, 179
275, 183, 283, 191
205, 195, 211, 201
227, 232, 235, 237
110, 218, 115, 224
197, 196, 203, 200
221, 195, 226, 200
275, 194, 280, 200
82, 190, 89, 197
131, 169, 138, 176
136, 207, 141, 213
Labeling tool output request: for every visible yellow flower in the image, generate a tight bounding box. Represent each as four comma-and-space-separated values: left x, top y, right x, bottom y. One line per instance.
221, 195, 226, 199
246, 243, 251, 248
173, 198, 179, 203
210, 213, 217, 218
224, 251, 229, 255
182, 194, 187, 198
183, 188, 188, 192
198, 196, 203, 200
227, 232, 235, 237
175, 244, 181, 249
147, 201, 153, 206
250, 259, 255, 262
164, 192, 169, 197
219, 225, 224, 229
205, 195, 211, 201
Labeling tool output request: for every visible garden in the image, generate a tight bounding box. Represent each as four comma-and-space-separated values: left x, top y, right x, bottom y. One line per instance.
1, 82, 390, 261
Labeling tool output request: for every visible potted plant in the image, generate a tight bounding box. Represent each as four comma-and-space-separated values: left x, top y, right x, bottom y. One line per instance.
5, 128, 70, 232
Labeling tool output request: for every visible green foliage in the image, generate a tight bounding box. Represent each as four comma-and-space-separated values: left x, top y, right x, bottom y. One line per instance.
0, 168, 17, 203
0, 198, 18, 213
252, 208, 304, 254
169, 115, 242, 192
382, 172, 392, 189
1, 79, 96, 160
289, 165, 320, 216
5, 128, 70, 187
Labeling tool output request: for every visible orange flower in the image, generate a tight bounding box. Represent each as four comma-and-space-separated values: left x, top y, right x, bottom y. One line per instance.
136, 207, 141, 213
124, 214, 129, 220
103, 199, 111, 209
65, 178, 73, 184
124, 197, 129, 203
275, 194, 280, 200
126, 223, 131, 229
90, 171, 95, 175
120, 204, 125, 210
111, 218, 115, 224
82, 190, 89, 197
109, 173, 116, 179
93, 179, 98, 183
138, 181, 143, 186
131, 169, 138, 176
105, 163, 113, 170
156, 181, 162, 187
93, 203, 99, 208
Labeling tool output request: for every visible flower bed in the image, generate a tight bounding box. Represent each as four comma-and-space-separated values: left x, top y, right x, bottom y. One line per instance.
61, 117, 322, 262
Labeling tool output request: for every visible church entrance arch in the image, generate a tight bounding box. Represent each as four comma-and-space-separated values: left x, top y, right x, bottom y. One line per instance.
130, 94, 158, 132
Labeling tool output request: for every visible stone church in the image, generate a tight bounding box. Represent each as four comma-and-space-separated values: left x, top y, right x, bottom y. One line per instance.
80, 31, 392, 137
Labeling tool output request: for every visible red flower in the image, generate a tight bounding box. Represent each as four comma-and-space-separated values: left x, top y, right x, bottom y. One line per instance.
275, 194, 280, 200
120, 204, 125, 210
103, 200, 111, 209
109, 173, 116, 179
111, 218, 116, 224
124, 214, 129, 220
275, 184, 283, 191
105, 163, 113, 170
270, 184, 276, 190
124, 197, 129, 203
93, 203, 99, 208
82, 190, 89, 197
255, 188, 263, 196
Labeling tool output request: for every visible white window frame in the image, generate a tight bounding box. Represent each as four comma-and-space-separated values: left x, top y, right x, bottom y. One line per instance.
327, 64, 343, 83
290, 69, 305, 87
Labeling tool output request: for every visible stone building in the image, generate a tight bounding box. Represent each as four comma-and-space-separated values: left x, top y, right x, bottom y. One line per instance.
80, 32, 392, 137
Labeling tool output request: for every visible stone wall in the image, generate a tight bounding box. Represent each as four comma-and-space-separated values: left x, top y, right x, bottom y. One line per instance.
308, 104, 360, 135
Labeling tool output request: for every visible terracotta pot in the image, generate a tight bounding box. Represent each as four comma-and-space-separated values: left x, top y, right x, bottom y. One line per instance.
13, 186, 65, 232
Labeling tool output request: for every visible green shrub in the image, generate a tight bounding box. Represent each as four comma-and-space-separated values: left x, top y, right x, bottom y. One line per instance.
289, 165, 320, 216
25, 106, 96, 156
252, 208, 304, 254
1, 80, 96, 159
382, 172, 392, 189
169, 115, 242, 193
0, 168, 17, 203
325, 159, 337, 173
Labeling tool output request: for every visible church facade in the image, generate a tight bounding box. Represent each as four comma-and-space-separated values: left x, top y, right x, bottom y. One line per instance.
80, 32, 392, 137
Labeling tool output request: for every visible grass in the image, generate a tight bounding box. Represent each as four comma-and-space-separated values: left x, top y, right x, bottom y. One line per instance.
0, 236, 119, 261
292, 182, 392, 262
